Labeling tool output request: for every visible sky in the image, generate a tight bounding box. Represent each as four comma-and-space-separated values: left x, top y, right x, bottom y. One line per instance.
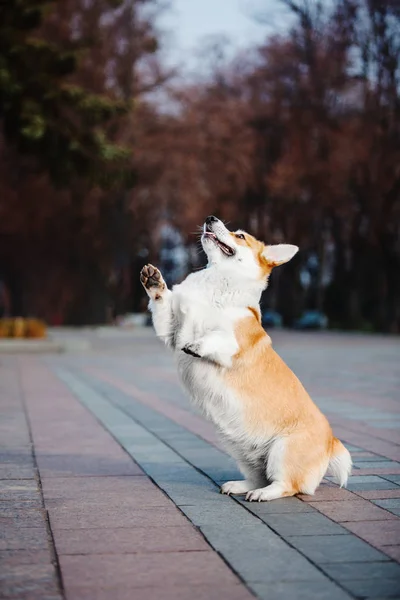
160, 0, 291, 71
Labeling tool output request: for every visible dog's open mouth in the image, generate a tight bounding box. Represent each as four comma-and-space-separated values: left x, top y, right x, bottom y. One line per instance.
203, 229, 235, 256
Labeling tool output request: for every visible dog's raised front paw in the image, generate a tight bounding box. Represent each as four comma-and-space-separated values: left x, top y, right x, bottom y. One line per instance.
182, 343, 202, 358
140, 265, 165, 299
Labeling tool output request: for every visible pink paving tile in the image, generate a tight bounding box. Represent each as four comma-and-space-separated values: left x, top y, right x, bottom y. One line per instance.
41, 476, 151, 500
54, 525, 209, 555
60, 551, 241, 591
66, 584, 254, 600
382, 545, 400, 562
49, 505, 187, 530
36, 453, 142, 477
344, 519, 400, 547
299, 486, 357, 502
331, 424, 400, 463
313, 500, 397, 522
45, 491, 174, 510
353, 467, 400, 475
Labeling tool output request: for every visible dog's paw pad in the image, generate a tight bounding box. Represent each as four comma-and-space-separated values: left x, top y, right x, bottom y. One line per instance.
140, 265, 165, 291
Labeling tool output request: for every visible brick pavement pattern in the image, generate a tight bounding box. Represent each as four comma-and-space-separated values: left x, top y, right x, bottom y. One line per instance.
1, 329, 399, 599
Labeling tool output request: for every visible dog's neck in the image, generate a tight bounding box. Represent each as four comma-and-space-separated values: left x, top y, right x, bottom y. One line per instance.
183, 264, 266, 309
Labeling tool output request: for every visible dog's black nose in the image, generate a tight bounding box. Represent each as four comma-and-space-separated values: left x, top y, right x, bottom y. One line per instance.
205, 216, 218, 225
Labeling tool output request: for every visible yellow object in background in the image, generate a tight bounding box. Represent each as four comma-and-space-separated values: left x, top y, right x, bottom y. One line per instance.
0, 318, 47, 339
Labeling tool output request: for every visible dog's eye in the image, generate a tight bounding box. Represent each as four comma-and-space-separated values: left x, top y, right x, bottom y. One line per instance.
235, 233, 245, 240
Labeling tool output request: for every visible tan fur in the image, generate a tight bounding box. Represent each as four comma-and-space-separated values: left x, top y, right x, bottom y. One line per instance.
222, 234, 345, 497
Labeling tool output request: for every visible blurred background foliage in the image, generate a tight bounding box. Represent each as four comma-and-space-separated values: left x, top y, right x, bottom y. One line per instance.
0, 0, 399, 331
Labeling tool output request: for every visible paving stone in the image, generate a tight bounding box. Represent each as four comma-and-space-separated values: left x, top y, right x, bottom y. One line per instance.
382, 546, 400, 562
36, 453, 142, 477
287, 534, 391, 563
200, 523, 326, 584
65, 584, 254, 600
239, 496, 315, 514
372, 498, 400, 516
0, 549, 54, 566
0, 479, 40, 500
355, 489, 400, 500
0, 524, 50, 551
351, 453, 391, 462
0, 498, 43, 509
320, 560, 400, 581
0, 561, 59, 597
299, 486, 357, 502
41, 475, 149, 499
382, 474, 400, 484
53, 525, 209, 555
313, 499, 397, 522
254, 511, 349, 536
353, 461, 400, 469
347, 481, 400, 491
0, 464, 36, 479
343, 445, 364, 452
345, 476, 394, 484
160, 480, 224, 505
0, 508, 47, 528
343, 519, 400, 546
340, 577, 400, 598
251, 581, 352, 600
60, 551, 240, 590
49, 505, 186, 529
180, 502, 251, 528
372, 498, 400, 509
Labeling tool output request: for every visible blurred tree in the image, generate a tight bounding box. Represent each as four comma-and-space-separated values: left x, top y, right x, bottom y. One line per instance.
0, 0, 132, 187
0, 0, 166, 324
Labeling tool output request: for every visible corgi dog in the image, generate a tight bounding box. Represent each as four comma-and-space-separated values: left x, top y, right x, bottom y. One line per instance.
140, 216, 352, 501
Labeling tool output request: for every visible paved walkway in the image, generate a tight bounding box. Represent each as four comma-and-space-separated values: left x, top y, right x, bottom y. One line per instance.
1, 329, 400, 600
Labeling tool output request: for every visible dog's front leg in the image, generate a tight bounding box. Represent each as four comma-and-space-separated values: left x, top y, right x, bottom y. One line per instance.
140, 264, 174, 348
182, 331, 238, 368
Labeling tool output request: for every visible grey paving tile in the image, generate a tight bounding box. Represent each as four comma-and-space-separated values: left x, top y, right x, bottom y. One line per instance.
162, 481, 223, 506
353, 461, 400, 469
372, 498, 400, 512
377, 499, 400, 516
340, 578, 400, 598
287, 535, 391, 564
351, 455, 391, 463
343, 445, 364, 452
320, 561, 400, 581
200, 524, 326, 584
251, 581, 352, 600
342, 476, 391, 484
254, 512, 349, 537
382, 475, 400, 484
347, 481, 400, 491
181, 502, 249, 528
238, 497, 315, 514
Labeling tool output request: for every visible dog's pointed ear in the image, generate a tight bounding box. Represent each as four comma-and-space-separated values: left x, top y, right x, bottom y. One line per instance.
263, 244, 299, 266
